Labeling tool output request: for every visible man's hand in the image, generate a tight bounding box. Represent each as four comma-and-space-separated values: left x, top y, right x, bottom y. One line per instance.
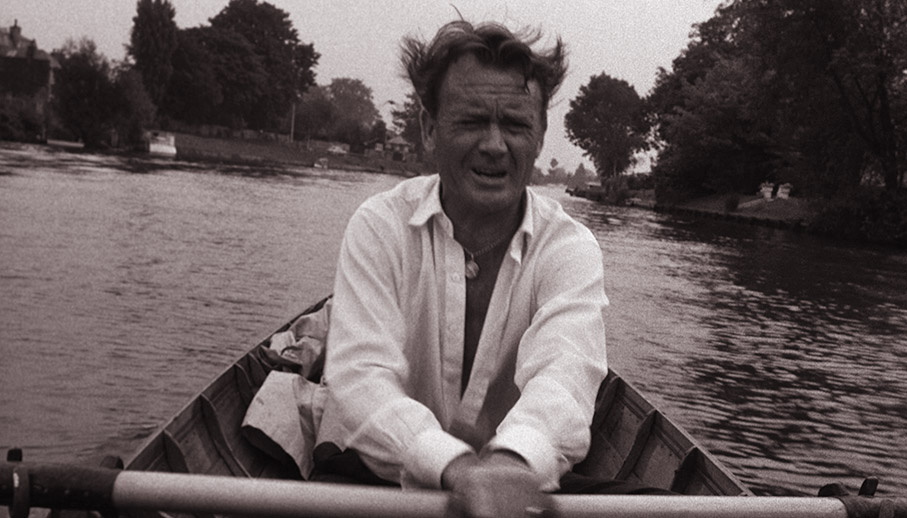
442, 451, 554, 518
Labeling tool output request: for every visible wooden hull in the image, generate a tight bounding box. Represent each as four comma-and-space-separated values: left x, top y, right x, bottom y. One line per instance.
124, 297, 750, 501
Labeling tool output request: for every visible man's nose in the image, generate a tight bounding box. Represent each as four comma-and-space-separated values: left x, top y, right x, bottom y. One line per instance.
478, 123, 507, 155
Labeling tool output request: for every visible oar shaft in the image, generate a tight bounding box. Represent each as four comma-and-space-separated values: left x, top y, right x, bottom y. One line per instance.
4, 464, 903, 518
113, 472, 447, 518
558, 495, 847, 518
112, 472, 857, 518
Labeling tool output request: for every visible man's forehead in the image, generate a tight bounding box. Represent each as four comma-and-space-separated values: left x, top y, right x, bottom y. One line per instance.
440, 54, 542, 107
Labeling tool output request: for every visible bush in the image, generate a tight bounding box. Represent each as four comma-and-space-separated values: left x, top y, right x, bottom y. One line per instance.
807, 189, 907, 246
0, 97, 44, 142
601, 175, 631, 205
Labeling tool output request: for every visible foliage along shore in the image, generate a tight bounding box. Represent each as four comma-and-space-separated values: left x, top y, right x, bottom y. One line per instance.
571, 178, 907, 249
171, 133, 422, 178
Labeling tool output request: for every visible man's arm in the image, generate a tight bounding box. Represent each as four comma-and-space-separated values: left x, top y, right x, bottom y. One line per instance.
319, 204, 473, 487
486, 227, 609, 490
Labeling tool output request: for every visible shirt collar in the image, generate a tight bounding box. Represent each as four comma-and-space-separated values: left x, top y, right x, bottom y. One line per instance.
408, 175, 536, 256
408, 175, 444, 227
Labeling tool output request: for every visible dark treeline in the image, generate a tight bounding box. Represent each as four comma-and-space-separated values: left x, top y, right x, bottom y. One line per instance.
46, 0, 401, 154
565, 0, 907, 245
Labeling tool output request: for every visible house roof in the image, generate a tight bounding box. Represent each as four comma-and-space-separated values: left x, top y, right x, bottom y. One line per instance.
387, 135, 411, 146
0, 24, 56, 64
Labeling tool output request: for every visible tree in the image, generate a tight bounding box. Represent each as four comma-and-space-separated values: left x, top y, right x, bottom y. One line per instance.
391, 91, 424, 157
567, 163, 596, 190
53, 38, 155, 148
180, 26, 269, 129
128, 0, 178, 108
369, 118, 387, 147
52, 39, 118, 148
110, 67, 156, 146
210, 0, 319, 130
648, 0, 907, 200
654, 55, 778, 197
565, 73, 648, 180
327, 77, 379, 133
294, 85, 335, 140
161, 27, 223, 124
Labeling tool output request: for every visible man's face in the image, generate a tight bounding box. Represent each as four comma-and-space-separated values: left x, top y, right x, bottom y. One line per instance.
422, 54, 545, 221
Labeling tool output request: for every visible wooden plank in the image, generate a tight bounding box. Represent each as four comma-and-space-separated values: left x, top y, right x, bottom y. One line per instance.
198, 395, 250, 478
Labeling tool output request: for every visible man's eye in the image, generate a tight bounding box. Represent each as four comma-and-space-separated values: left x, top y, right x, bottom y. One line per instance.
505, 120, 532, 130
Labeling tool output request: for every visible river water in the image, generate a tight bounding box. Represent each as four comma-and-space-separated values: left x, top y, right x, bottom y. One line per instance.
1, 143, 905, 498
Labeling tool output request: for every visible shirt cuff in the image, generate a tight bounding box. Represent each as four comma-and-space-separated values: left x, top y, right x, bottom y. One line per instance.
485, 424, 561, 491
402, 429, 474, 489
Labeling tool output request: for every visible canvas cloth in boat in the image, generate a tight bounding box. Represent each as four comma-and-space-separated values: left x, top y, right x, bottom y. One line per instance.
242, 299, 332, 478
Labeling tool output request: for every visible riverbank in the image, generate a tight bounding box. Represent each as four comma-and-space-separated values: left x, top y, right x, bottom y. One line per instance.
568, 187, 812, 229
659, 193, 812, 229
173, 133, 423, 177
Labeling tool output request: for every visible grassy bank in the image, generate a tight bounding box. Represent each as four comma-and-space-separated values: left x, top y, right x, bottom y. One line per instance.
173, 132, 424, 177
674, 193, 812, 224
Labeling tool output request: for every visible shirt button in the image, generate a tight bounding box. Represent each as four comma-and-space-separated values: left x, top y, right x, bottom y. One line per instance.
449, 272, 461, 283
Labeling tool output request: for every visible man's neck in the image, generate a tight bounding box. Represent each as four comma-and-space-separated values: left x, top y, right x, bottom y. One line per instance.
444, 194, 526, 252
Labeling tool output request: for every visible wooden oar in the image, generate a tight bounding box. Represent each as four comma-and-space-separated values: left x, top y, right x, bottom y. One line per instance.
2, 463, 903, 518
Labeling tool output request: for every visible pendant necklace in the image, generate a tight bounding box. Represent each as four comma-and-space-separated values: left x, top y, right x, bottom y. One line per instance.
463, 234, 510, 280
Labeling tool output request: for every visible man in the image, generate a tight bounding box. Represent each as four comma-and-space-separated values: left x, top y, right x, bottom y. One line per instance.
315, 20, 609, 516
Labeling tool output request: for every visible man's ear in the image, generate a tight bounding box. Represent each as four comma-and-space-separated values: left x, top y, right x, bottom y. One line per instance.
420, 107, 436, 154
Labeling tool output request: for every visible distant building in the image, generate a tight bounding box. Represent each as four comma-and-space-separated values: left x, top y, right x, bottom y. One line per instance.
385, 135, 415, 161
0, 20, 59, 140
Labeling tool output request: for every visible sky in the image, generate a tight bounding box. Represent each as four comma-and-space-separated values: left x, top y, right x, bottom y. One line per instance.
3, 0, 723, 173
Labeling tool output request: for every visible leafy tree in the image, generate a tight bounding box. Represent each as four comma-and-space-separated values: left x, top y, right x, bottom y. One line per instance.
52, 38, 118, 148
210, 0, 319, 130
391, 91, 424, 157
294, 85, 335, 140
161, 28, 223, 124
654, 55, 777, 197
369, 118, 387, 147
128, 0, 178, 107
0, 97, 44, 142
565, 73, 648, 179
327, 77, 378, 137
648, 0, 907, 202
567, 163, 596, 190
181, 26, 269, 129
53, 38, 155, 148
110, 67, 156, 146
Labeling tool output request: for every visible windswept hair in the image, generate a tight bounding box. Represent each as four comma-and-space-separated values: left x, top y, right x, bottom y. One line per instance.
401, 21, 567, 122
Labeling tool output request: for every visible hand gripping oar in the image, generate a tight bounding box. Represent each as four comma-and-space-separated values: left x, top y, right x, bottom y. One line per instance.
2, 462, 905, 518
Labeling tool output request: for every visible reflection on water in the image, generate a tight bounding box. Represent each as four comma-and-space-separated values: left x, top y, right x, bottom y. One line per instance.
0, 144, 403, 464
1, 144, 905, 497
545, 189, 907, 496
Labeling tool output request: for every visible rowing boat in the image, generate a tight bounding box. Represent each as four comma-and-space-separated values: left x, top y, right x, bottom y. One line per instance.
8, 297, 907, 517
122, 296, 749, 497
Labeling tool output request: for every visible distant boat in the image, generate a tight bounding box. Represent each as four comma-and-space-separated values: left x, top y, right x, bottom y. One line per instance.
314, 157, 329, 169
144, 131, 177, 157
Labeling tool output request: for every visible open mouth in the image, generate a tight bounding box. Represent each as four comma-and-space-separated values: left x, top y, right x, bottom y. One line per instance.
472, 168, 507, 178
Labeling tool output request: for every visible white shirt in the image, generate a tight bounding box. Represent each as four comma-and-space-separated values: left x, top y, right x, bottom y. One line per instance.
317, 175, 608, 490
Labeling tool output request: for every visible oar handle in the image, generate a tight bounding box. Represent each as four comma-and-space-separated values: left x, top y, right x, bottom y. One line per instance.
3, 463, 906, 518
0, 462, 119, 515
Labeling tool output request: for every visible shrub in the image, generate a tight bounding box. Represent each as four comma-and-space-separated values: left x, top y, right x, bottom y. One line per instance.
807, 189, 907, 246
601, 175, 631, 205
0, 97, 44, 142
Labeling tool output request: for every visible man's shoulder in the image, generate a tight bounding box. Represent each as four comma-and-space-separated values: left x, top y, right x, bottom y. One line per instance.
358, 174, 438, 219
527, 188, 595, 242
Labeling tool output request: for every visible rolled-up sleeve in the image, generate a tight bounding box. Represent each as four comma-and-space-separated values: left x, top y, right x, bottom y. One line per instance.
486, 229, 608, 490
319, 204, 473, 488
